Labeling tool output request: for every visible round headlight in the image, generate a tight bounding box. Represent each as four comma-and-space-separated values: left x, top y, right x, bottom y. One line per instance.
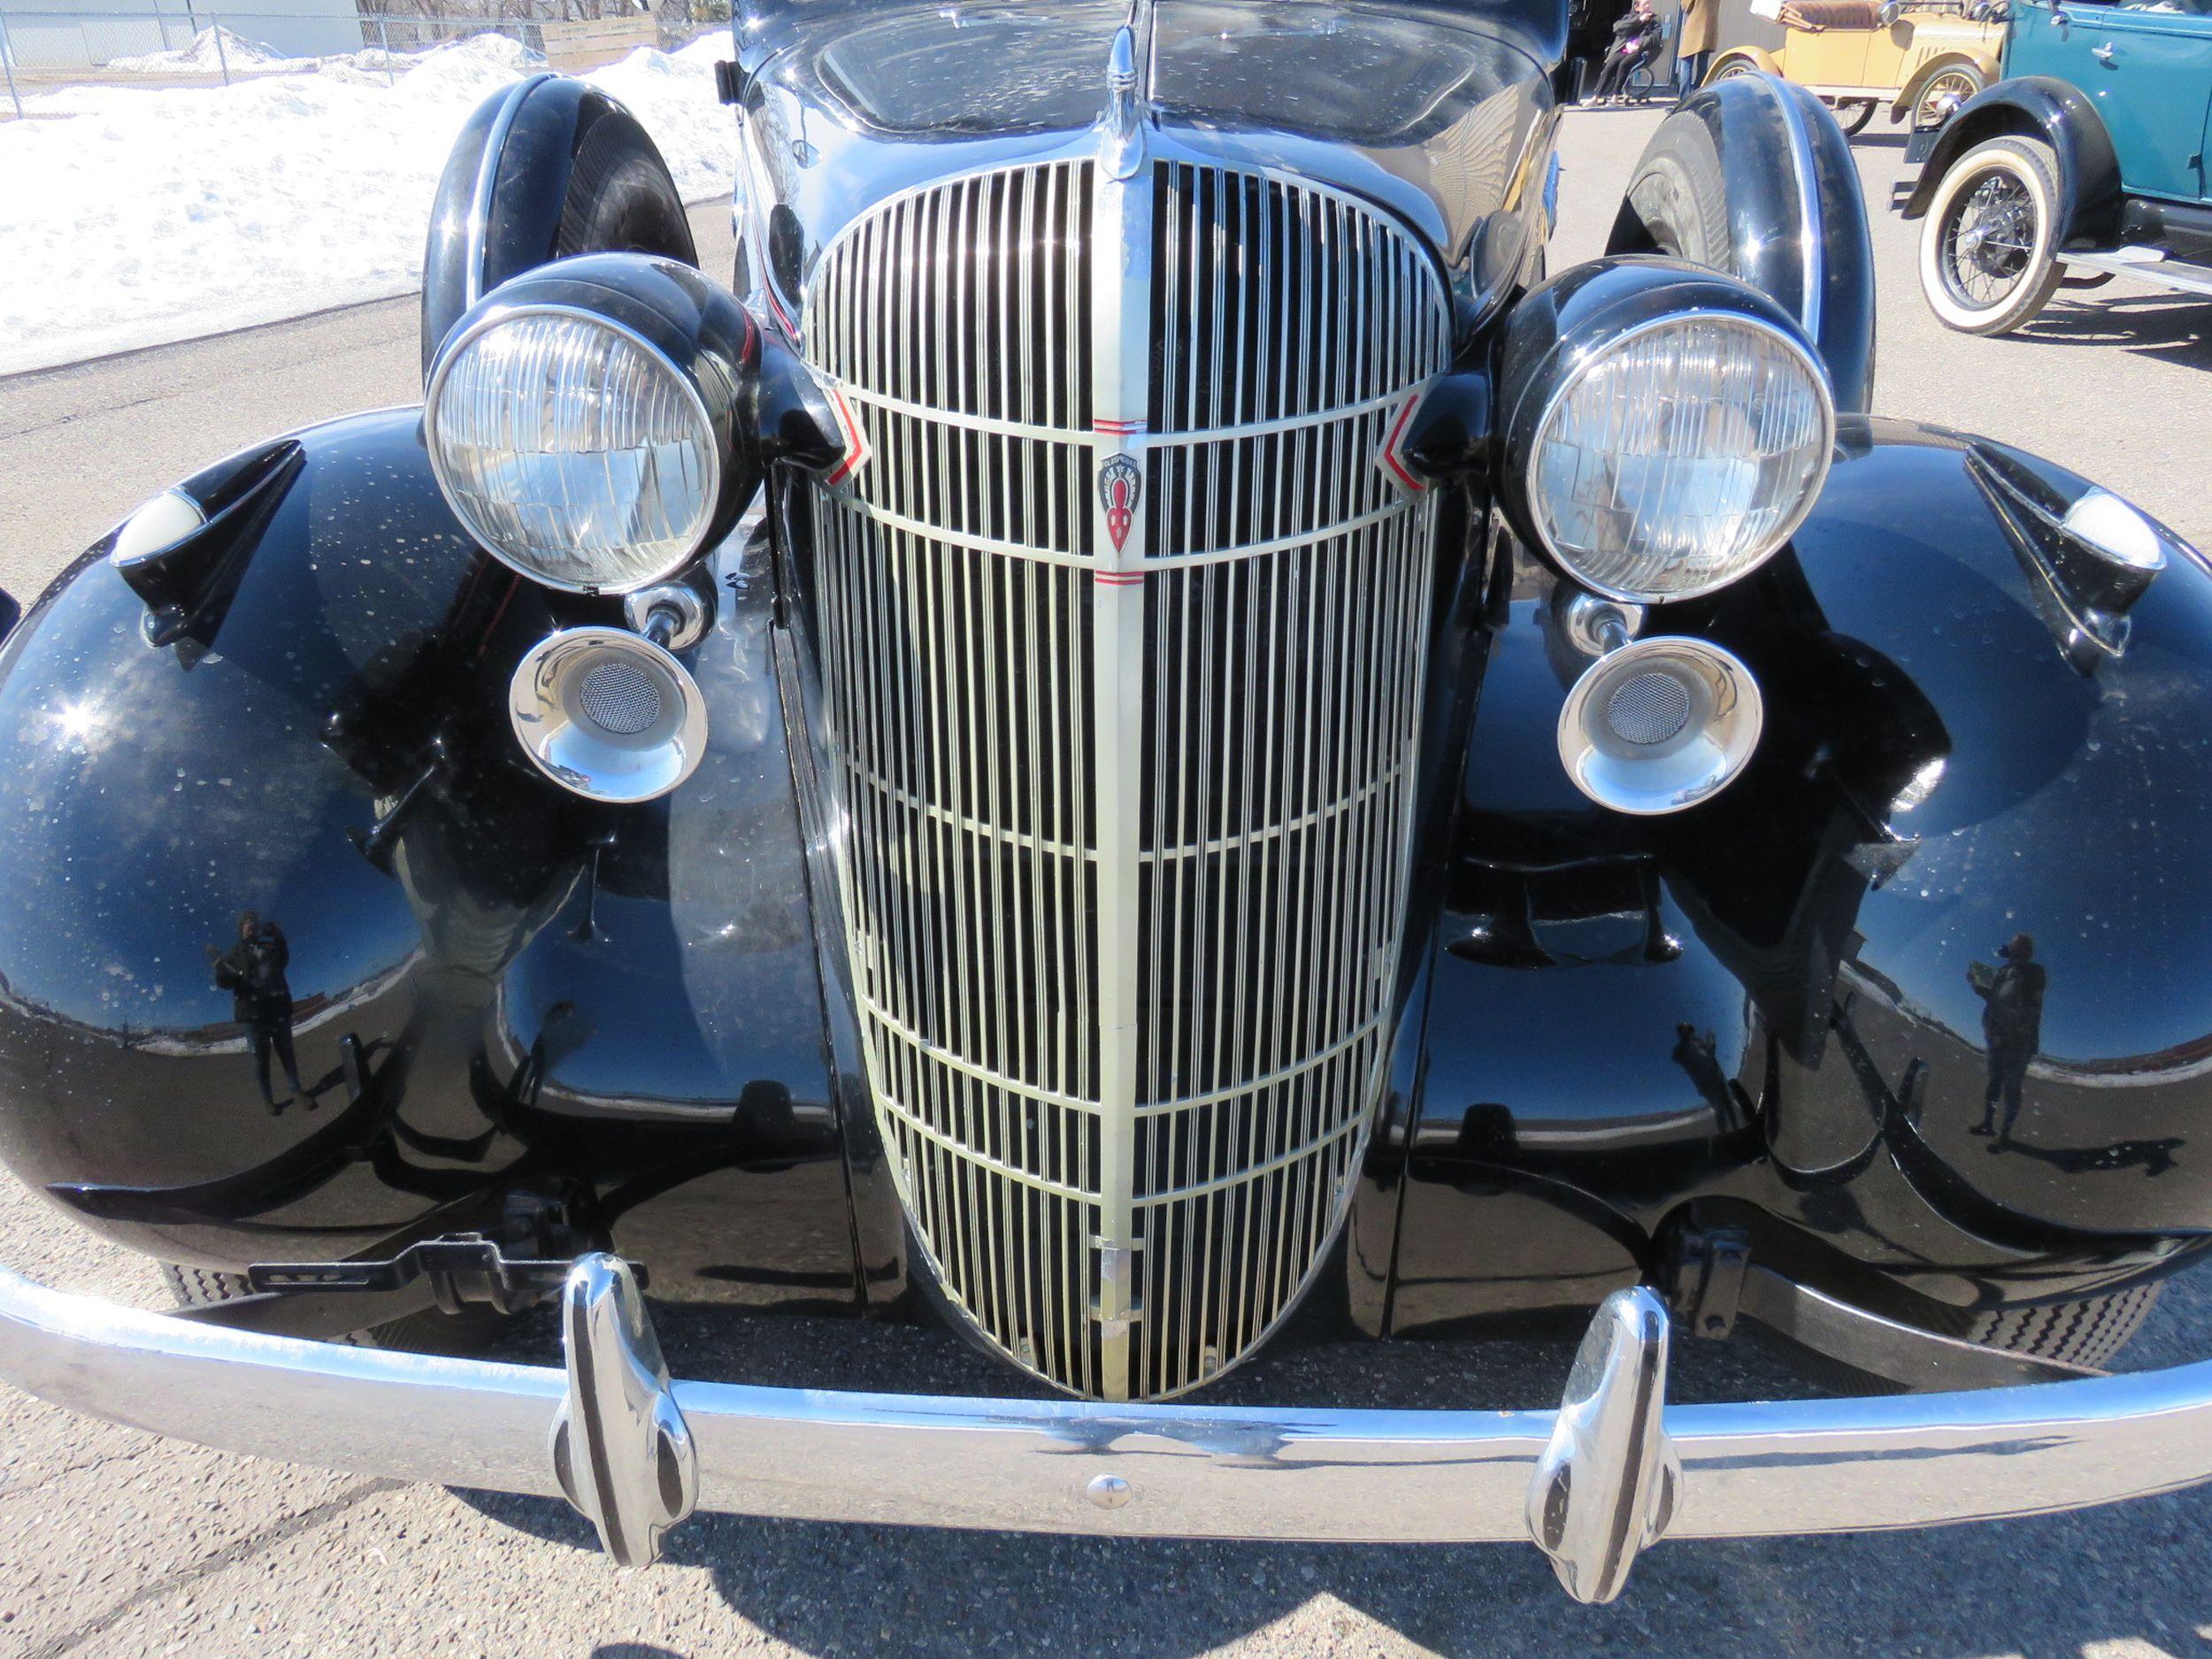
424, 255, 760, 595
1503, 262, 1837, 604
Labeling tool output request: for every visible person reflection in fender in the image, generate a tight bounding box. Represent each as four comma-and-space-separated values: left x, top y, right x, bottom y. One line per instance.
1968, 933, 2045, 1147
1672, 1021, 1747, 1133
208, 911, 304, 1115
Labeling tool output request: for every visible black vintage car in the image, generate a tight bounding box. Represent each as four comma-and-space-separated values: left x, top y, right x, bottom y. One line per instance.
3, 0, 2211, 1604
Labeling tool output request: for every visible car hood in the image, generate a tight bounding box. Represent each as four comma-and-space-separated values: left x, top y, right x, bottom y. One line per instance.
736, 0, 1561, 332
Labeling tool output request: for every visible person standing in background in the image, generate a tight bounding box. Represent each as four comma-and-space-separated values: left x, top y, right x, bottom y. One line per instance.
1676, 0, 1717, 96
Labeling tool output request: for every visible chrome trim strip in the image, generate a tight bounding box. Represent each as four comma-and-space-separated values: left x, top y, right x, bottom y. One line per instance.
820, 470, 1418, 572
11, 1267, 2212, 1557
1087, 147, 1152, 1401
1763, 74, 1825, 349
465, 73, 553, 311
818, 373, 1413, 448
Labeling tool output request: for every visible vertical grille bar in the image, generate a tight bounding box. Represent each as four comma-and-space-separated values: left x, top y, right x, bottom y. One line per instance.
806, 156, 1447, 1401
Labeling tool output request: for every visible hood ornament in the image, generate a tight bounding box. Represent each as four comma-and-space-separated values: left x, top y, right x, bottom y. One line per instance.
1099, 23, 1146, 180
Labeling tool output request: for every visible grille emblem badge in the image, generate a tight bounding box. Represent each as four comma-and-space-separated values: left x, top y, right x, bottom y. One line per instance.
1098, 453, 1141, 551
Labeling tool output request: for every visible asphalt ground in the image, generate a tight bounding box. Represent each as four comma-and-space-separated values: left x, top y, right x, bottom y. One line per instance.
3, 111, 2212, 1659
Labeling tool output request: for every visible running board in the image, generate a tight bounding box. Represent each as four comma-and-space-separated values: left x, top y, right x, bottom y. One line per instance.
2060, 247, 2212, 297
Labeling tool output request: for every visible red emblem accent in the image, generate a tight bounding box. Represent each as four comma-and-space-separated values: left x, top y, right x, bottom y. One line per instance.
1379, 389, 1426, 493
824, 388, 871, 486
1099, 453, 1141, 552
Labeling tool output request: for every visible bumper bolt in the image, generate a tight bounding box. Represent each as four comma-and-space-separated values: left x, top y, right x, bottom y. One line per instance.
1086, 1474, 1133, 1510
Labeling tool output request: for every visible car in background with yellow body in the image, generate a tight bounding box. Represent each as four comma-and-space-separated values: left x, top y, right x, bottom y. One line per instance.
1706, 0, 2001, 134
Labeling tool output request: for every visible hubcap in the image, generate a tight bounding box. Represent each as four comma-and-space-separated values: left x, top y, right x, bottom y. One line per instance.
1919, 73, 1977, 128
1941, 168, 2035, 310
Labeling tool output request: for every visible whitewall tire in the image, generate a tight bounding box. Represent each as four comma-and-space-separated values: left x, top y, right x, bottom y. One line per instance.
1918, 135, 2065, 336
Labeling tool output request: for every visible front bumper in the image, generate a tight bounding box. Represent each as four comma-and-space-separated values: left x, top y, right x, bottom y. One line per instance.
5, 1257, 2212, 1602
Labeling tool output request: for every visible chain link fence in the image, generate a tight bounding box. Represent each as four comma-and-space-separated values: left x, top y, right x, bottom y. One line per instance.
0, 2, 729, 116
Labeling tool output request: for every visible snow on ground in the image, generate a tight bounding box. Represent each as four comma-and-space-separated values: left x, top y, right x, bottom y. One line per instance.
105, 25, 313, 75
107, 24, 442, 81
0, 33, 740, 375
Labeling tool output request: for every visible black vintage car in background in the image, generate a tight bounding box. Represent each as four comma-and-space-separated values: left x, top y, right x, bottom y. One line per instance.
4, 0, 2212, 1604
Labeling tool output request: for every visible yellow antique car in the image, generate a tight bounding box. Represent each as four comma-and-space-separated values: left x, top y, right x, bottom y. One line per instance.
1704, 0, 2001, 135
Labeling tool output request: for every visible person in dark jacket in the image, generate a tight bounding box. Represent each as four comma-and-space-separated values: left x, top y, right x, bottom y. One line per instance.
1591, 0, 1663, 104
209, 910, 303, 1114
1969, 933, 2046, 1146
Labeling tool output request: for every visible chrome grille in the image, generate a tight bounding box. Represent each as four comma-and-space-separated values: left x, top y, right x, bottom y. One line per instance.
804, 154, 1448, 1400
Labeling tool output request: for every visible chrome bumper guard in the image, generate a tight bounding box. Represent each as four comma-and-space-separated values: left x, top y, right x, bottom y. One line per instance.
6, 1257, 2212, 1603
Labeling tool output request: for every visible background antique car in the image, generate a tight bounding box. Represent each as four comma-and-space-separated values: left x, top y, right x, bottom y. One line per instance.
1703, 0, 2000, 133
5, 0, 2212, 1606
1901, 0, 2212, 332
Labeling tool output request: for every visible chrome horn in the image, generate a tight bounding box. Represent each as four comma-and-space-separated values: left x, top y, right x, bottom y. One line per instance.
1555, 595, 1763, 816
508, 587, 709, 803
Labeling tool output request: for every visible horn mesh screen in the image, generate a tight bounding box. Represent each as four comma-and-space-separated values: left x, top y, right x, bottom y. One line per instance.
1606, 671, 1693, 747
579, 658, 664, 736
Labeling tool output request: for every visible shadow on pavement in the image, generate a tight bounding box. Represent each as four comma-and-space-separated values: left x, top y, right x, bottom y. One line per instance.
2016, 293, 2212, 370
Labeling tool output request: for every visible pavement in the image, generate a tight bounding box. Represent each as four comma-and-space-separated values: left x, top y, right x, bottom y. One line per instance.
3, 112, 2212, 1659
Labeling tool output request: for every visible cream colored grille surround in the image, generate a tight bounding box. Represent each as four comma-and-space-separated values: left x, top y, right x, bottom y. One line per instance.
803, 154, 1448, 1400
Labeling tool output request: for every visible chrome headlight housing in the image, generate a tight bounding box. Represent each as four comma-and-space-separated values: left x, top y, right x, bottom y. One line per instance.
425, 254, 760, 595
1501, 259, 1837, 603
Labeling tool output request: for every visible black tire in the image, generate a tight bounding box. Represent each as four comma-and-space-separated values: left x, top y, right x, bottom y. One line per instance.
419, 82, 700, 376
1964, 1283, 2161, 1370
550, 106, 695, 266
1917, 134, 2065, 336
1612, 107, 1734, 265
1609, 75, 1876, 411
1831, 97, 1878, 136
163, 1263, 508, 1353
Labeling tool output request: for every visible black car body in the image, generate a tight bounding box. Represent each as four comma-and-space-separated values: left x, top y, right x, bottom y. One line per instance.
3, 0, 2211, 1600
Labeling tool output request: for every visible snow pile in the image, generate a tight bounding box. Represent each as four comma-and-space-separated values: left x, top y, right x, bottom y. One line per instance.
0, 33, 739, 374
106, 25, 310, 74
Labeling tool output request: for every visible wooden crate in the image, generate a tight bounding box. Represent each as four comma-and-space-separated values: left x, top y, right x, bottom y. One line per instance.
541, 15, 659, 72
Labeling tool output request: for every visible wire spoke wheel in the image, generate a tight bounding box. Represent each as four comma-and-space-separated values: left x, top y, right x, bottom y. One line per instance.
1941, 170, 2035, 308
1916, 67, 1981, 129
1830, 97, 1878, 135
1918, 135, 2063, 334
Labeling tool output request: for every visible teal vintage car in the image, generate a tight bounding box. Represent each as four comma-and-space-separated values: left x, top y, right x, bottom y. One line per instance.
1899, 0, 2212, 333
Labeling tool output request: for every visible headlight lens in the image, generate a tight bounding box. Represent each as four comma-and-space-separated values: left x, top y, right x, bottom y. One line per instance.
1527, 313, 1834, 603
426, 307, 719, 594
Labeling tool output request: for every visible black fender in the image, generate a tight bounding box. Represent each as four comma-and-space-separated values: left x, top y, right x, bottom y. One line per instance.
419, 76, 699, 378
0, 411, 852, 1310
1898, 75, 2124, 250
1387, 416, 2212, 1332
1607, 75, 1878, 414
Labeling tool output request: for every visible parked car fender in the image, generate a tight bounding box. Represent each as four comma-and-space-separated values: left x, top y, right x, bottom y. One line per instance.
1899, 74, 2124, 248
419, 76, 699, 378
1608, 75, 1877, 411
1400, 415, 2212, 1326
1701, 45, 1783, 81
1889, 49, 1995, 124
0, 411, 851, 1303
